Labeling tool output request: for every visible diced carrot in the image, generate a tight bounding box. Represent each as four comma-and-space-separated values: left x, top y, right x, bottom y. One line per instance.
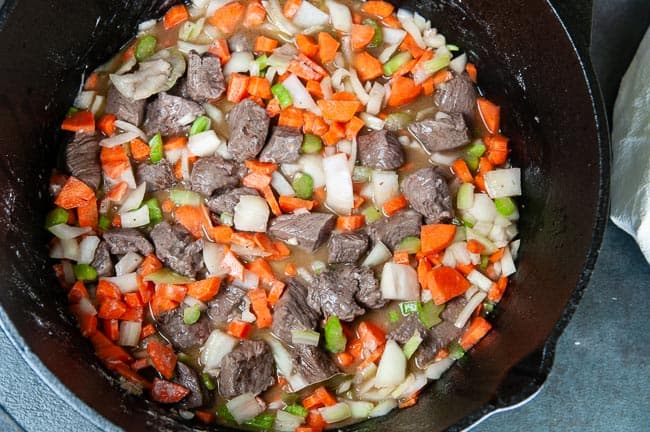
69, 301, 97, 337
287, 57, 324, 82
163, 4, 188, 29
489, 248, 505, 263
357, 321, 386, 349
393, 251, 410, 264
151, 378, 190, 404
156, 284, 187, 303
420, 224, 456, 255
465, 62, 478, 83
353, 51, 383, 81
101, 319, 119, 341
253, 232, 275, 253
296, 428, 315, 432
100, 145, 129, 178
335, 351, 354, 367
147, 340, 176, 379
303, 386, 337, 409
247, 258, 275, 284
452, 159, 474, 183
84, 72, 99, 91
423, 69, 453, 95
222, 248, 245, 280
111, 214, 121, 227
466, 239, 485, 254
227, 319, 253, 338
267, 280, 286, 306
106, 181, 128, 202
187, 277, 221, 302
242, 172, 272, 190
478, 156, 494, 175
321, 121, 346, 146
296, 34, 319, 58
399, 389, 422, 408
208, 39, 231, 64
459, 316, 492, 350
307, 410, 326, 431
121, 305, 144, 322
317, 99, 361, 123
484, 134, 509, 165
417, 258, 432, 290
129, 137, 150, 161
399, 33, 426, 58
336, 215, 365, 231
174, 205, 206, 239
209, 1, 245, 34
477, 97, 500, 134
276, 107, 303, 129
427, 266, 471, 305
150, 296, 178, 317
108, 360, 151, 391
245, 159, 277, 175
283, 0, 302, 17
263, 185, 282, 217
248, 288, 273, 328
353, 194, 365, 209
61, 110, 95, 133
227, 73, 250, 103
303, 81, 323, 101
98, 114, 116, 136
394, 58, 417, 76
359, 344, 384, 369
456, 263, 475, 276
247, 76, 272, 99
90, 331, 133, 362
351, 24, 375, 50
194, 410, 216, 424
345, 116, 365, 139
278, 195, 316, 212
382, 14, 401, 28
317, 32, 340, 64
243, 0, 266, 28
488, 276, 508, 302
96, 279, 121, 305
361, 0, 394, 17
254, 35, 278, 53
284, 263, 297, 277
139, 254, 163, 279
123, 292, 142, 308
388, 76, 422, 106
382, 194, 408, 216
67, 280, 89, 303
54, 176, 95, 209
77, 198, 98, 229
98, 298, 128, 320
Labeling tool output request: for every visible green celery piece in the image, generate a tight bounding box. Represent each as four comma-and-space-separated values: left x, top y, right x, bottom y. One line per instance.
149, 133, 163, 164
98, 215, 111, 231
301, 134, 323, 154
216, 405, 235, 422
135, 35, 157, 62
169, 189, 202, 206
480, 255, 489, 270
284, 404, 308, 419
383, 51, 412, 76
362, 19, 382, 48
383, 112, 414, 131
189, 115, 211, 135
292, 172, 314, 200
201, 372, 216, 390
418, 301, 445, 328
352, 166, 372, 182
324, 316, 347, 353
424, 53, 452, 74
143, 198, 163, 225
66, 107, 80, 118
362, 206, 382, 224
245, 413, 276, 430
45, 207, 69, 228
73, 264, 97, 282
449, 341, 466, 359
144, 268, 192, 284
466, 140, 487, 158
183, 305, 201, 325
396, 236, 421, 254
271, 83, 293, 108
255, 54, 268, 71
494, 197, 517, 216
402, 333, 423, 359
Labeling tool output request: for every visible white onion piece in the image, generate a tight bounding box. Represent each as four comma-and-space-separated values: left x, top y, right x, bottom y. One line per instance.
274, 410, 304, 432
116, 166, 137, 189
177, 41, 210, 54
348, 69, 370, 105
391, 372, 427, 399
203, 242, 227, 276
263, 335, 309, 391
227, 393, 266, 424
76, 297, 97, 316
455, 291, 487, 329
271, 171, 295, 196
341, 36, 353, 65
183, 295, 208, 311
441, 248, 456, 268
101, 273, 139, 294
114, 56, 137, 75
450, 53, 468, 74
120, 206, 149, 228
282, 74, 321, 115
319, 402, 352, 424
119, 182, 147, 214
366, 82, 386, 115
118, 321, 142, 346
380, 262, 420, 300
425, 356, 455, 379
74, 91, 95, 110
240, 298, 257, 323
298, 154, 326, 188
359, 112, 385, 130
323, 153, 354, 215
428, 149, 464, 166
110, 59, 172, 100
371, 170, 399, 208
292, 0, 329, 27
465, 227, 498, 255
115, 252, 143, 276
201, 103, 224, 125
113, 120, 148, 140
77, 236, 101, 264
200, 329, 238, 372
500, 247, 517, 277
61, 238, 80, 261
234, 196, 270, 233
230, 269, 260, 289
484, 168, 522, 198
448, 242, 472, 266
223, 51, 254, 76
382, 27, 407, 45
138, 19, 157, 32
48, 224, 91, 240
348, 400, 374, 419
265, 65, 278, 83
330, 68, 350, 92
49, 239, 64, 259
320, 77, 333, 99
469, 193, 498, 222
263, 0, 299, 35
188, 130, 223, 157
100, 132, 138, 148
510, 239, 521, 260
89, 95, 105, 116
378, 43, 400, 64
362, 241, 391, 267
467, 269, 493, 292
397, 9, 426, 49
473, 220, 493, 237
368, 399, 398, 418
326, 0, 352, 33
375, 339, 406, 388
413, 12, 429, 32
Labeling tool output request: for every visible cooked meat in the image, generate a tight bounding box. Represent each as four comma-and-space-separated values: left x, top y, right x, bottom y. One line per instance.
228, 32, 253, 52
218, 340, 275, 397
103, 228, 153, 256
65, 132, 101, 190
291, 344, 340, 385
207, 284, 247, 323
136, 160, 175, 192
366, 209, 422, 251
357, 129, 404, 170
401, 168, 454, 224
168, 77, 189, 99
408, 112, 469, 153
227, 99, 270, 162
143, 92, 205, 136
307, 265, 385, 321
91, 241, 114, 277
328, 231, 369, 264
157, 304, 211, 351
434, 73, 477, 120
259, 126, 303, 163
105, 85, 146, 126
269, 212, 336, 253
150, 221, 204, 278
173, 362, 208, 409
186, 51, 226, 102
190, 156, 241, 196
271, 278, 320, 344
389, 314, 428, 345
206, 187, 259, 215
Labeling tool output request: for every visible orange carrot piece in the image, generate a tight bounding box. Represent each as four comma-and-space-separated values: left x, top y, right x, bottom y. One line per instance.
140, 253, 163, 278
321, 122, 346, 146
278, 195, 316, 212
336, 215, 365, 231
90, 331, 132, 362
317, 99, 361, 122
382, 194, 408, 216
222, 248, 245, 280
357, 321, 386, 350
243, 0, 266, 28
345, 116, 365, 139
129, 137, 150, 161
98, 298, 128, 320
420, 224, 457, 255
77, 198, 98, 229
84, 72, 99, 91
433, 69, 454, 86
399, 33, 426, 58
208, 39, 231, 64
209, 1, 245, 34
187, 277, 221, 302
69, 303, 97, 337
254, 35, 278, 53
488, 276, 508, 302
245, 159, 277, 175
141, 323, 156, 340
456, 263, 475, 276
466, 239, 485, 254
228, 319, 253, 338
284, 263, 297, 277
123, 292, 142, 308
67, 280, 89, 303
98, 114, 116, 136
353, 51, 383, 81
484, 134, 509, 165
163, 4, 188, 30
262, 185, 282, 216
382, 14, 401, 28
318, 32, 340, 64
427, 266, 471, 305
174, 205, 206, 239
267, 280, 286, 306
489, 248, 505, 263
335, 351, 354, 367
283, 0, 302, 18
194, 410, 216, 424
61, 111, 95, 133
266, 98, 281, 118
452, 159, 474, 183
54, 176, 95, 209
393, 251, 410, 264
306, 81, 324, 100
147, 340, 177, 379
247, 258, 275, 284
96, 280, 121, 305
150, 296, 179, 316
361, 0, 394, 17
307, 410, 326, 431
156, 284, 188, 303
248, 288, 273, 328
417, 258, 432, 290
278, 106, 305, 128
351, 24, 376, 50
296, 34, 319, 58
477, 97, 500, 134
399, 389, 422, 408
227, 73, 250, 103
247, 76, 272, 99
459, 316, 492, 350
465, 62, 478, 82
388, 76, 422, 106
100, 145, 129, 178
242, 172, 272, 189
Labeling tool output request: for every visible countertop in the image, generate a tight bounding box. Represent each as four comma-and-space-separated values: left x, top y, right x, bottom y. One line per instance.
1, 1, 649, 431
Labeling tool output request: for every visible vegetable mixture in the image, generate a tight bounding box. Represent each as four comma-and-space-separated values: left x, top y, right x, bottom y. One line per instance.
48, 0, 522, 429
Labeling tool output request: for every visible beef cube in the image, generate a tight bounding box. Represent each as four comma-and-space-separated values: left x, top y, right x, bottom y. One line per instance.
357, 129, 404, 170
207, 284, 247, 323
408, 112, 469, 153
227, 99, 270, 162
389, 314, 428, 345
401, 168, 454, 224
91, 241, 114, 277
351, 265, 388, 310
150, 221, 204, 278
291, 344, 340, 385
65, 132, 101, 190
206, 187, 259, 215
366, 209, 422, 251
103, 228, 154, 256
269, 212, 336, 253
186, 51, 226, 102
434, 73, 477, 120
328, 231, 369, 264
136, 160, 175, 192
218, 340, 275, 397
271, 278, 320, 344
173, 362, 208, 409
259, 126, 303, 163
168, 77, 189, 99
157, 304, 211, 350
105, 85, 146, 126
190, 156, 241, 197
144, 92, 205, 136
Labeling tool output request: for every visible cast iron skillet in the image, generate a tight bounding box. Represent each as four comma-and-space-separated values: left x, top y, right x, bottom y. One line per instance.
0, 0, 609, 430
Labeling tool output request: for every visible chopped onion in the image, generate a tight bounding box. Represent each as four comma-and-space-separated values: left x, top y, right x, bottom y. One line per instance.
380, 262, 420, 300
263, 335, 309, 391
469, 193, 498, 222
359, 112, 385, 130
293, 0, 329, 27
488, 223, 508, 245
188, 130, 223, 157
114, 56, 137, 75
423, 28, 446, 49
320, 77, 333, 99
223, 51, 254, 76
397, 9, 426, 49
465, 227, 498, 255
177, 40, 210, 54
74, 90, 95, 110
368, 399, 397, 418
230, 243, 271, 258
473, 220, 493, 237
137, 19, 157, 32
448, 242, 472, 266
200, 329, 238, 372
510, 239, 521, 260
230, 269, 260, 289
77, 236, 100, 265
319, 402, 352, 424
61, 238, 80, 261
240, 298, 257, 323
371, 170, 399, 208
292, 329, 321, 346
323, 153, 354, 214
362, 241, 391, 267
326, 1, 352, 33
484, 168, 522, 198
119, 182, 147, 214
467, 269, 493, 292
348, 400, 374, 418
500, 246, 517, 277
203, 242, 228, 276
227, 393, 265, 424
413, 12, 430, 32
101, 273, 139, 294
114, 120, 148, 140
100, 132, 138, 148
201, 103, 224, 125
282, 74, 321, 115
118, 321, 142, 346
48, 224, 91, 240
378, 43, 400, 64
271, 171, 295, 196
263, 0, 299, 35
76, 297, 97, 316
455, 291, 487, 329
375, 340, 406, 388
110, 58, 174, 100
183, 295, 208, 311
366, 82, 386, 116
49, 239, 64, 259
429, 149, 465, 166
441, 247, 456, 268
348, 69, 369, 105
298, 154, 326, 188
89, 95, 105, 116
425, 356, 455, 379
234, 196, 270, 232
450, 52, 468, 74
115, 252, 143, 276
274, 410, 304, 432
115, 166, 137, 190
120, 205, 150, 228
391, 372, 427, 399
382, 27, 407, 45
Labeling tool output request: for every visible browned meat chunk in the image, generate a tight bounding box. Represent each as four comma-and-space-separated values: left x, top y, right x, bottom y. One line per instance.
291, 344, 339, 385
366, 209, 422, 252
150, 221, 203, 278
206, 187, 259, 215
269, 212, 336, 253
271, 278, 320, 344
157, 304, 211, 351
103, 228, 153, 256
91, 241, 114, 277
401, 168, 454, 224
357, 129, 404, 170
218, 340, 275, 397
434, 73, 477, 120
259, 126, 303, 163
190, 156, 241, 196
226, 99, 270, 162
327, 231, 369, 264
144, 92, 205, 136
207, 284, 247, 323
408, 112, 469, 153
136, 160, 175, 192
65, 132, 101, 190
173, 362, 209, 409
105, 85, 146, 126
186, 51, 226, 102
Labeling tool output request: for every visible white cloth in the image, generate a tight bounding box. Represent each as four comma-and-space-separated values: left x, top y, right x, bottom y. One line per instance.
611, 27, 650, 264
